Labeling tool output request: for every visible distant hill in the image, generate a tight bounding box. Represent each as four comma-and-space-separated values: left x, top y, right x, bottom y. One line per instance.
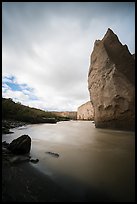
52, 111, 77, 120
2, 98, 70, 124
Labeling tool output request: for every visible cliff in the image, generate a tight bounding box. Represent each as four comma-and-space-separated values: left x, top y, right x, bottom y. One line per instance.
77, 101, 94, 120
88, 28, 135, 131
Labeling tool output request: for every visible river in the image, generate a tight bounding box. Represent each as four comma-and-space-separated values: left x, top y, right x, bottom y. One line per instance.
2, 120, 135, 202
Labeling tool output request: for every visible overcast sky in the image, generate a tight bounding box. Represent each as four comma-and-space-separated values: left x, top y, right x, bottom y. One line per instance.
2, 2, 135, 111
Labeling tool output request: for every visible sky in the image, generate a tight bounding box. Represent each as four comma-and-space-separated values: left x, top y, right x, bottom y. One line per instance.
2, 2, 135, 111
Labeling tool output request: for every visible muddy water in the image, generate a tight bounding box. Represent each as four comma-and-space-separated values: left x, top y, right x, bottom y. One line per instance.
2, 121, 135, 202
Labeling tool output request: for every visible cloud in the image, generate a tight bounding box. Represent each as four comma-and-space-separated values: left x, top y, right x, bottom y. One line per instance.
2, 2, 135, 111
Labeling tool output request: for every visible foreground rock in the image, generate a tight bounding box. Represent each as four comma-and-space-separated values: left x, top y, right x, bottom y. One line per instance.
77, 101, 94, 120
2, 138, 39, 165
88, 28, 135, 131
8, 135, 31, 154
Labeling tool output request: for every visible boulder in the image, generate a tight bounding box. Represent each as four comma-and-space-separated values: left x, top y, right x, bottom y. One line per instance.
88, 28, 135, 131
8, 135, 31, 154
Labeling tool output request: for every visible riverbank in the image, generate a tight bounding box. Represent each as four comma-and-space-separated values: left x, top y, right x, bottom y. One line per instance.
2, 118, 70, 134
2, 120, 27, 134
2, 156, 73, 202
2, 133, 73, 202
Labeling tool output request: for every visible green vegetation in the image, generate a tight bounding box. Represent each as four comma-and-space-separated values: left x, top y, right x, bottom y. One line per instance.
2, 98, 69, 124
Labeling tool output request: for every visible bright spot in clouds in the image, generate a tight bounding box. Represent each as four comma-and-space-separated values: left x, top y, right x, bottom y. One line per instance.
2, 2, 135, 111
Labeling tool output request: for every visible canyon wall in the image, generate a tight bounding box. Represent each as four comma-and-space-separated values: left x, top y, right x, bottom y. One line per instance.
77, 101, 94, 120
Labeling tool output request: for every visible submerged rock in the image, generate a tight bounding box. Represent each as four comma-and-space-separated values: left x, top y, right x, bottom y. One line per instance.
46, 152, 59, 158
88, 28, 135, 131
30, 158, 39, 163
8, 135, 31, 154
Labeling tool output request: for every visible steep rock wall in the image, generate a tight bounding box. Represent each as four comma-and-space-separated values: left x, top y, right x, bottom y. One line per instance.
77, 101, 94, 120
88, 28, 135, 130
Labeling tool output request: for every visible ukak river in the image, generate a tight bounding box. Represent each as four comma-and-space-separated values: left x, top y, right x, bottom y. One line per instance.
2, 120, 135, 202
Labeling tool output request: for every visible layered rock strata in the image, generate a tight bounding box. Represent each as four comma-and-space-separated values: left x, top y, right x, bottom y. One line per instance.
88, 28, 135, 131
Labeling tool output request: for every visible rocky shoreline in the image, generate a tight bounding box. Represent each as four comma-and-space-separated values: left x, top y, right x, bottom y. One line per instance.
2, 133, 112, 202
2, 158, 73, 202
2, 135, 73, 202
2, 116, 75, 135
2, 120, 27, 134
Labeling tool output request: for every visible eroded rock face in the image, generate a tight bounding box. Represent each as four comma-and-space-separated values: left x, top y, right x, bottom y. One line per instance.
77, 101, 94, 120
88, 28, 135, 131
8, 135, 31, 154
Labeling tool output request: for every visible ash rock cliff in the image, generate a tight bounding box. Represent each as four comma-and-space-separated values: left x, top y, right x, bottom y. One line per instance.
88, 28, 135, 131
77, 101, 94, 120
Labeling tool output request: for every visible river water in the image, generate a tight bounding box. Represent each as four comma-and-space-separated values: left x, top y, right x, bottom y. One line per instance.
2, 121, 135, 202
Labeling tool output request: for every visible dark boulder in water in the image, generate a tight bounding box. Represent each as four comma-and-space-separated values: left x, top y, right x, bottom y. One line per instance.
8, 135, 31, 155
30, 158, 39, 163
